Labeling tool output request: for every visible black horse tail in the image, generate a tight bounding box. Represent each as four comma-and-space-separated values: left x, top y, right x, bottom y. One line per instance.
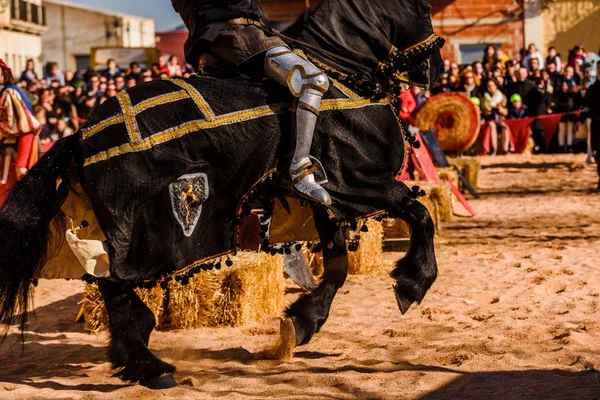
0, 134, 77, 339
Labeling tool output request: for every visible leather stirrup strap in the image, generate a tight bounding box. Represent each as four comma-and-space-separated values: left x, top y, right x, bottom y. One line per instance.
293, 166, 318, 184
290, 160, 313, 175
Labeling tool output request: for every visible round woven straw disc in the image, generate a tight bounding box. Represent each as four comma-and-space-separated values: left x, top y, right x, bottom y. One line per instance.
414, 93, 481, 152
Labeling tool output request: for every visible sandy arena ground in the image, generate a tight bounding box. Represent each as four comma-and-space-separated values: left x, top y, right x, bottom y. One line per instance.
1, 154, 600, 399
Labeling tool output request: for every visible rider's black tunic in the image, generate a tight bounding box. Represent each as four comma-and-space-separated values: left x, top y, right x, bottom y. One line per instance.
171, 0, 285, 68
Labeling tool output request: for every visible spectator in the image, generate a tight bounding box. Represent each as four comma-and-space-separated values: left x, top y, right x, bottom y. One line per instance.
583, 62, 600, 190
448, 74, 461, 92
472, 61, 485, 82
158, 56, 170, 77
508, 94, 529, 119
449, 62, 460, 78
483, 79, 509, 155
561, 65, 582, 89
460, 70, 482, 101
45, 62, 65, 86
529, 58, 542, 80
51, 118, 74, 139
64, 70, 75, 86
539, 70, 555, 113
126, 62, 142, 82
76, 94, 97, 120
546, 47, 562, 72
443, 59, 451, 75
411, 86, 429, 112
495, 48, 509, 66
523, 43, 544, 72
168, 56, 183, 77
103, 59, 122, 81
509, 67, 545, 151
126, 76, 137, 88
398, 90, 416, 120
115, 76, 126, 91
87, 75, 102, 99
567, 45, 585, 69
20, 59, 38, 84
554, 81, 581, 152
98, 82, 108, 98
33, 105, 51, 144
482, 45, 497, 72
546, 61, 561, 88
39, 89, 58, 130
100, 83, 117, 104
505, 61, 517, 86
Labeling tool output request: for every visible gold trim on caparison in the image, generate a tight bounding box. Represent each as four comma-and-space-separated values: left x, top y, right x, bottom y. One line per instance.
82, 90, 190, 141
331, 79, 361, 99
133, 90, 188, 114
82, 114, 125, 140
169, 78, 216, 121
84, 104, 287, 167
116, 91, 142, 143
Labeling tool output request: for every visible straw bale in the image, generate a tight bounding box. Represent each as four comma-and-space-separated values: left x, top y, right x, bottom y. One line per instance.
348, 219, 384, 275
301, 247, 324, 277
212, 253, 285, 327
79, 284, 165, 333
437, 167, 459, 188
406, 180, 452, 224
447, 158, 481, 190
80, 252, 285, 332
383, 218, 411, 239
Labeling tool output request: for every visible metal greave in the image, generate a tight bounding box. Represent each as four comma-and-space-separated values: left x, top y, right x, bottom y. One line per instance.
264, 46, 329, 168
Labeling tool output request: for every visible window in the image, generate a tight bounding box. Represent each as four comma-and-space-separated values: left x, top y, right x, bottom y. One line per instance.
19, 0, 28, 22
10, 0, 17, 19
75, 55, 92, 73
31, 3, 39, 24
42, 5, 46, 26
459, 43, 502, 65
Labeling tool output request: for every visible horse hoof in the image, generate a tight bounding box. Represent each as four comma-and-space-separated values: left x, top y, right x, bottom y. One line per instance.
141, 373, 178, 389
252, 318, 296, 361
393, 284, 414, 315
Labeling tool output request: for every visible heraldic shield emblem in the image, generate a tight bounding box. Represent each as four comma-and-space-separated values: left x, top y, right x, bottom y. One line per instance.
169, 173, 209, 237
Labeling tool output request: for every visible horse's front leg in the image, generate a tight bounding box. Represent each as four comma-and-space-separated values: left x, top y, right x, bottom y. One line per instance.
98, 279, 177, 389
265, 209, 348, 360
390, 198, 438, 314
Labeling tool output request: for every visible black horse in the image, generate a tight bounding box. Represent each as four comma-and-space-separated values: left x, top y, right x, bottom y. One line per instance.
0, 0, 443, 389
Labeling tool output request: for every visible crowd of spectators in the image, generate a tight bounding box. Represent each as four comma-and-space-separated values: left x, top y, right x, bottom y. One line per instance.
6, 43, 600, 156
10, 55, 193, 151
402, 43, 599, 155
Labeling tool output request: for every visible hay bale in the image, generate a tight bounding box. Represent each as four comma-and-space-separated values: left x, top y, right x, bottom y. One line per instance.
211, 253, 285, 327
406, 181, 453, 224
301, 247, 324, 277
348, 219, 384, 275
447, 158, 481, 190
437, 167, 460, 189
80, 283, 165, 333
383, 218, 411, 239
80, 252, 285, 332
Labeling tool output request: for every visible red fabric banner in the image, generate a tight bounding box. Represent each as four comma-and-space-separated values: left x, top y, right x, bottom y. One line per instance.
476, 111, 581, 154
504, 118, 535, 154
540, 114, 566, 148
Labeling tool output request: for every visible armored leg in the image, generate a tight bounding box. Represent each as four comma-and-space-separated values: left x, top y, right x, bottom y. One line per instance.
265, 46, 332, 205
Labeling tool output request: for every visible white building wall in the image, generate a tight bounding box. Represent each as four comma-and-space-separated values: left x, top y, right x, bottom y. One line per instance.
0, 30, 43, 76
0, 0, 45, 77
42, 0, 156, 72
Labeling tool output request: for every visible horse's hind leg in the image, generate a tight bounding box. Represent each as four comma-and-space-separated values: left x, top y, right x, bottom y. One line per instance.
390, 198, 438, 314
272, 210, 348, 358
130, 292, 156, 347
98, 279, 177, 389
